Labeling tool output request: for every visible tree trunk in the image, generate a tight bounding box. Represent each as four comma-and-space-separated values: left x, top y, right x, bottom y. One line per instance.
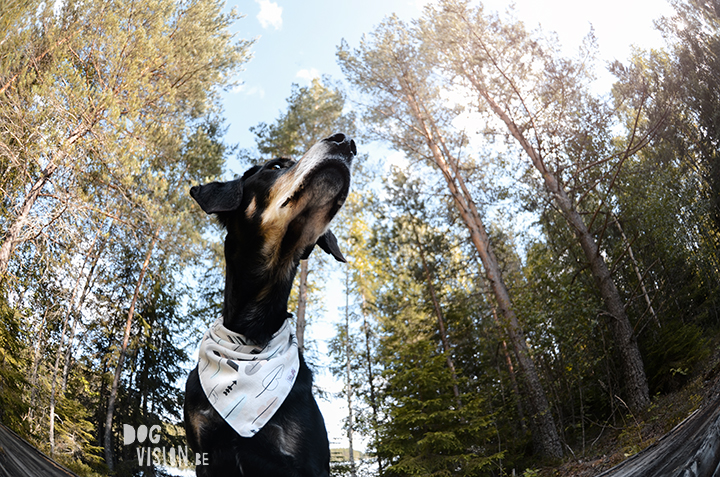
296, 259, 309, 353
104, 228, 160, 471
50, 233, 100, 457
416, 236, 462, 406
500, 336, 527, 430
473, 217, 562, 458
62, 233, 104, 393
478, 274, 528, 429
612, 214, 659, 328
0, 160, 58, 279
359, 287, 383, 475
343, 267, 357, 477
49, 310, 70, 457
398, 83, 563, 459
28, 308, 49, 429
0, 125, 88, 280
471, 82, 650, 413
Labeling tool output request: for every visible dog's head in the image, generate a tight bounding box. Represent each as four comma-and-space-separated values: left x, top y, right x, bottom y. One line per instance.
190, 133, 355, 279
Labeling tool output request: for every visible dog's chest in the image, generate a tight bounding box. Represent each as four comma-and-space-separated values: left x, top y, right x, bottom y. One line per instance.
264, 421, 303, 457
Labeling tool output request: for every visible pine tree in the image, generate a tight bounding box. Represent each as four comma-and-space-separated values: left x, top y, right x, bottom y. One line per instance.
424, 0, 652, 412
338, 16, 563, 459
1, 1, 250, 471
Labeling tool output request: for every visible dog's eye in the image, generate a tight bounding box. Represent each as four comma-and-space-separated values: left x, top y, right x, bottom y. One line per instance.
269, 162, 284, 170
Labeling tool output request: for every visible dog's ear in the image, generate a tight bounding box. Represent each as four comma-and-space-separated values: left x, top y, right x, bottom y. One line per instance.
190, 179, 243, 214
298, 230, 346, 262
316, 230, 346, 263
190, 166, 262, 214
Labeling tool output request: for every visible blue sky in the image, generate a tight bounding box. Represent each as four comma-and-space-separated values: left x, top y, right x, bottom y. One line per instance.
222, 0, 429, 160
218, 0, 675, 452
222, 0, 674, 164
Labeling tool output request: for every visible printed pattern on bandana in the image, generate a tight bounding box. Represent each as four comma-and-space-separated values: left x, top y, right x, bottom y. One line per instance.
197, 318, 299, 437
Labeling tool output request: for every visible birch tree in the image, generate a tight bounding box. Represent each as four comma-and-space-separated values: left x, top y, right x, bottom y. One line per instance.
331, 186, 386, 475
368, 184, 504, 474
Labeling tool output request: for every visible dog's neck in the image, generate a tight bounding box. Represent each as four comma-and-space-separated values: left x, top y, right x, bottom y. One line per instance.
221, 235, 298, 345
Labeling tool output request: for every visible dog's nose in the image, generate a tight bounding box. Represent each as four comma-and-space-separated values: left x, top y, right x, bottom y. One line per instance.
324, 133, 357, 156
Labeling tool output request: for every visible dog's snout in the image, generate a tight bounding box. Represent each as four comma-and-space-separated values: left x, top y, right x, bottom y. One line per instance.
325, 133, 347, 144
324, 133, 357, 157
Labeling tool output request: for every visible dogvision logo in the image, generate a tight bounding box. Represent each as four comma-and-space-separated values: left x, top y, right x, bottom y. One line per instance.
123, 424, 208, 467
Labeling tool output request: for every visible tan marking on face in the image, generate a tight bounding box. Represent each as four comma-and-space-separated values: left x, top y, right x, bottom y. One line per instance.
245, 197, 257, 219
259, 139, 335, 231
260, 176, 301, 226
257, 168, 306, 268
256, 139, 346, 271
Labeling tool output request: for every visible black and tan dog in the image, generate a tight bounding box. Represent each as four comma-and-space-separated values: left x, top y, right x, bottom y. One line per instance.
184, 133, 355, 476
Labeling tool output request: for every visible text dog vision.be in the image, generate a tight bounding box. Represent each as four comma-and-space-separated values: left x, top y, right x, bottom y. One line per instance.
124, 424, 209, 467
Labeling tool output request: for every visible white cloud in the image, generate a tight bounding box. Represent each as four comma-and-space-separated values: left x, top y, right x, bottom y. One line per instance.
232, 83, 265, 98
255, 0, 283, 30
295, 68, 320, 83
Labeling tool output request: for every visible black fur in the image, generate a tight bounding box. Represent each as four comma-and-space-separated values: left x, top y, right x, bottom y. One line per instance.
184, 133, 355, 477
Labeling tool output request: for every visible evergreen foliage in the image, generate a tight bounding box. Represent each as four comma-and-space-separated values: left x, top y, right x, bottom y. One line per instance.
0, 0, 249, 473
2, 0, 720, 475
330, 0, 720, 474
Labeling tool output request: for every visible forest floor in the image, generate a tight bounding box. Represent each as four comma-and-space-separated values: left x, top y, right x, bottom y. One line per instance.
541, 347, 720, 477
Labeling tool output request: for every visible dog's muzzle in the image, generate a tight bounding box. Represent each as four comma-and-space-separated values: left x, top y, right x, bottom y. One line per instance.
274, 133, 355, 211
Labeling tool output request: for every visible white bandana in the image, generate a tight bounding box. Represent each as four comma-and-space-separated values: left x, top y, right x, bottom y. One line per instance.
197, 318, 300, 437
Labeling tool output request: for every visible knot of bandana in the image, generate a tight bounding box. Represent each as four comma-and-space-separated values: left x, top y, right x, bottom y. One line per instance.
197, 318, 300, 437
